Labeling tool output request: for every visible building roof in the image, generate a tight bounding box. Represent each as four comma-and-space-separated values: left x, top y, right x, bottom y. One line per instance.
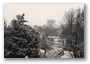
44, 19, 59, 28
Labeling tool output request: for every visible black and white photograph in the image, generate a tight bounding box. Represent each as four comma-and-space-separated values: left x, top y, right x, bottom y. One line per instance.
4, 4, 84, 58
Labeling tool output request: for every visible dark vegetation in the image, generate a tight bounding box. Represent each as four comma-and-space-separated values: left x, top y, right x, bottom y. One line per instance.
4, 8, 84, 58
4, 14, 40, 58
61, 8, 84, 58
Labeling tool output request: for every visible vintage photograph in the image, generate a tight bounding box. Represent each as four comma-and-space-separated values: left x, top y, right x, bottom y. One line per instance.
4, 4, 84, 58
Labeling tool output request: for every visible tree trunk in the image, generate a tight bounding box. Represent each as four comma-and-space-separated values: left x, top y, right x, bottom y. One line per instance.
68, 51, 74, 58
44, 50, 46, 57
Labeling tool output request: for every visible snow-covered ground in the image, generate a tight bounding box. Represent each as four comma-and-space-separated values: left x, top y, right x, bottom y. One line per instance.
45, 41, 74, 58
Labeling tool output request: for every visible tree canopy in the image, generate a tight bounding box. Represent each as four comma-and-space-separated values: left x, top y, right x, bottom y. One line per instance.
61, 8, 84, 58
4, 14, 40, 58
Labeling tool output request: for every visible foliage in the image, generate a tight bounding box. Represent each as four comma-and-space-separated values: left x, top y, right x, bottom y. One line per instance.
61, 8, 84, 58
4, 14, 40, 58
34, 25, 59, 38
34, 25, 54, 57
39, 36, 52, 50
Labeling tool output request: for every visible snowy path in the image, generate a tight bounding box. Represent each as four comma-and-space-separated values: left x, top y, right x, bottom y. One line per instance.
46, 41, 73, 58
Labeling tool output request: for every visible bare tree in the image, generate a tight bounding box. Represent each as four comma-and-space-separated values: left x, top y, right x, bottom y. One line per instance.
60, 8, 84, 58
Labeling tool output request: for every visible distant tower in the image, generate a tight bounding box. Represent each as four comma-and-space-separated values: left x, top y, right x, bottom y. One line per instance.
45, 19, 59, 28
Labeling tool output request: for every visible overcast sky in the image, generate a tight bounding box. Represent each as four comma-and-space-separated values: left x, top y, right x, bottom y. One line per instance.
4, 4, 84, 26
